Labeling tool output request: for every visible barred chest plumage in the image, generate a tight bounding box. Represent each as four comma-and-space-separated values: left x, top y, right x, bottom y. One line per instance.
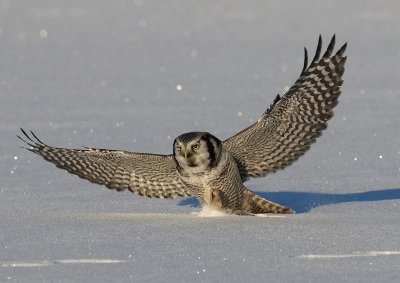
175, 143, 245, 210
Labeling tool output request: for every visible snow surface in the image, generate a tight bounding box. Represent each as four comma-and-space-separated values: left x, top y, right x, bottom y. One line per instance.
1, 1, 400, 282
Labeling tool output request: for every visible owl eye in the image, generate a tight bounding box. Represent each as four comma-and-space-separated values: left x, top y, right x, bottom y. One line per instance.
175, 146, 181, 153
192, 144, 200, 151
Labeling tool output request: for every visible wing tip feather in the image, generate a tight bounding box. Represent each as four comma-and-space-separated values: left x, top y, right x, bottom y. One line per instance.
322, 34, 336, 58
301, 47, 309, 76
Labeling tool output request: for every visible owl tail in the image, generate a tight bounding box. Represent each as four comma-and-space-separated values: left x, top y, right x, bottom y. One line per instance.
241, 189, 294, 214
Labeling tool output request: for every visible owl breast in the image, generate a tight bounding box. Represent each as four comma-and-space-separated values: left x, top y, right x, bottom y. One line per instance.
177, 147, 245, 210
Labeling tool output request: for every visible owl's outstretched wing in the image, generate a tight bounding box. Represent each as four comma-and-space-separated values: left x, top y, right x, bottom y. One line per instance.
18, 129, 191, 198
223, 35, 347, 181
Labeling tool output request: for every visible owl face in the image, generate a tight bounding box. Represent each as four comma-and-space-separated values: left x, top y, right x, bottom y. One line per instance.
173, 132, 221, 171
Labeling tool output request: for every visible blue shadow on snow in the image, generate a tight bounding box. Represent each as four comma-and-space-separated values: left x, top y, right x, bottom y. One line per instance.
178, 188, 400, 213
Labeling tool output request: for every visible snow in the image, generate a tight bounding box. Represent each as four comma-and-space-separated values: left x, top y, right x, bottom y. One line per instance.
196, 205, 230, 217
1, 1, 400, 282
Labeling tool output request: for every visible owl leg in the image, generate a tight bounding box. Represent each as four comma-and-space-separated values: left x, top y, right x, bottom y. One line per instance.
206, 188, 253, 216
241, 188, 294, 214
196, 188, 230, 217
207, 187, 223, 208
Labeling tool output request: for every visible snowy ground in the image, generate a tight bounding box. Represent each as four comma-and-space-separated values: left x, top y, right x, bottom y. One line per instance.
1, 1, 400, 282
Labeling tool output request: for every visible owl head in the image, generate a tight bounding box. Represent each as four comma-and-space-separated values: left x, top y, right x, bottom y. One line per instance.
173, 132, 222, 171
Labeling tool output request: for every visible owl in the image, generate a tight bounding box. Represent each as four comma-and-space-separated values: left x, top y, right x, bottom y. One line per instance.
18, 35, 347, 216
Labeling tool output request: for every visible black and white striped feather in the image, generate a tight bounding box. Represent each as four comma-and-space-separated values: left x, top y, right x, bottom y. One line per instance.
224, 35, 347, 180
18, 129, 191, 198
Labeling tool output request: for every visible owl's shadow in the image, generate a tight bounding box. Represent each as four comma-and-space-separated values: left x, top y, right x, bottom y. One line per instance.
177, 187, 400, 213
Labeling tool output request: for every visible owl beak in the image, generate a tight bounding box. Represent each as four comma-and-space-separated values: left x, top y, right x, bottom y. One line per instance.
184, 150, 193, 159
178, 149, 188, 159
181, 150, 196, 166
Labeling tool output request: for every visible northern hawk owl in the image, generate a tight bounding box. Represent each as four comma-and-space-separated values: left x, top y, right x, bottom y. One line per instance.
18, 35, 347, 216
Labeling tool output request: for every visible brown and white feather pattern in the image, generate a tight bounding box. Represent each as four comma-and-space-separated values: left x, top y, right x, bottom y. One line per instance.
224, 35, 347, 180
18, 129, 191, 198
